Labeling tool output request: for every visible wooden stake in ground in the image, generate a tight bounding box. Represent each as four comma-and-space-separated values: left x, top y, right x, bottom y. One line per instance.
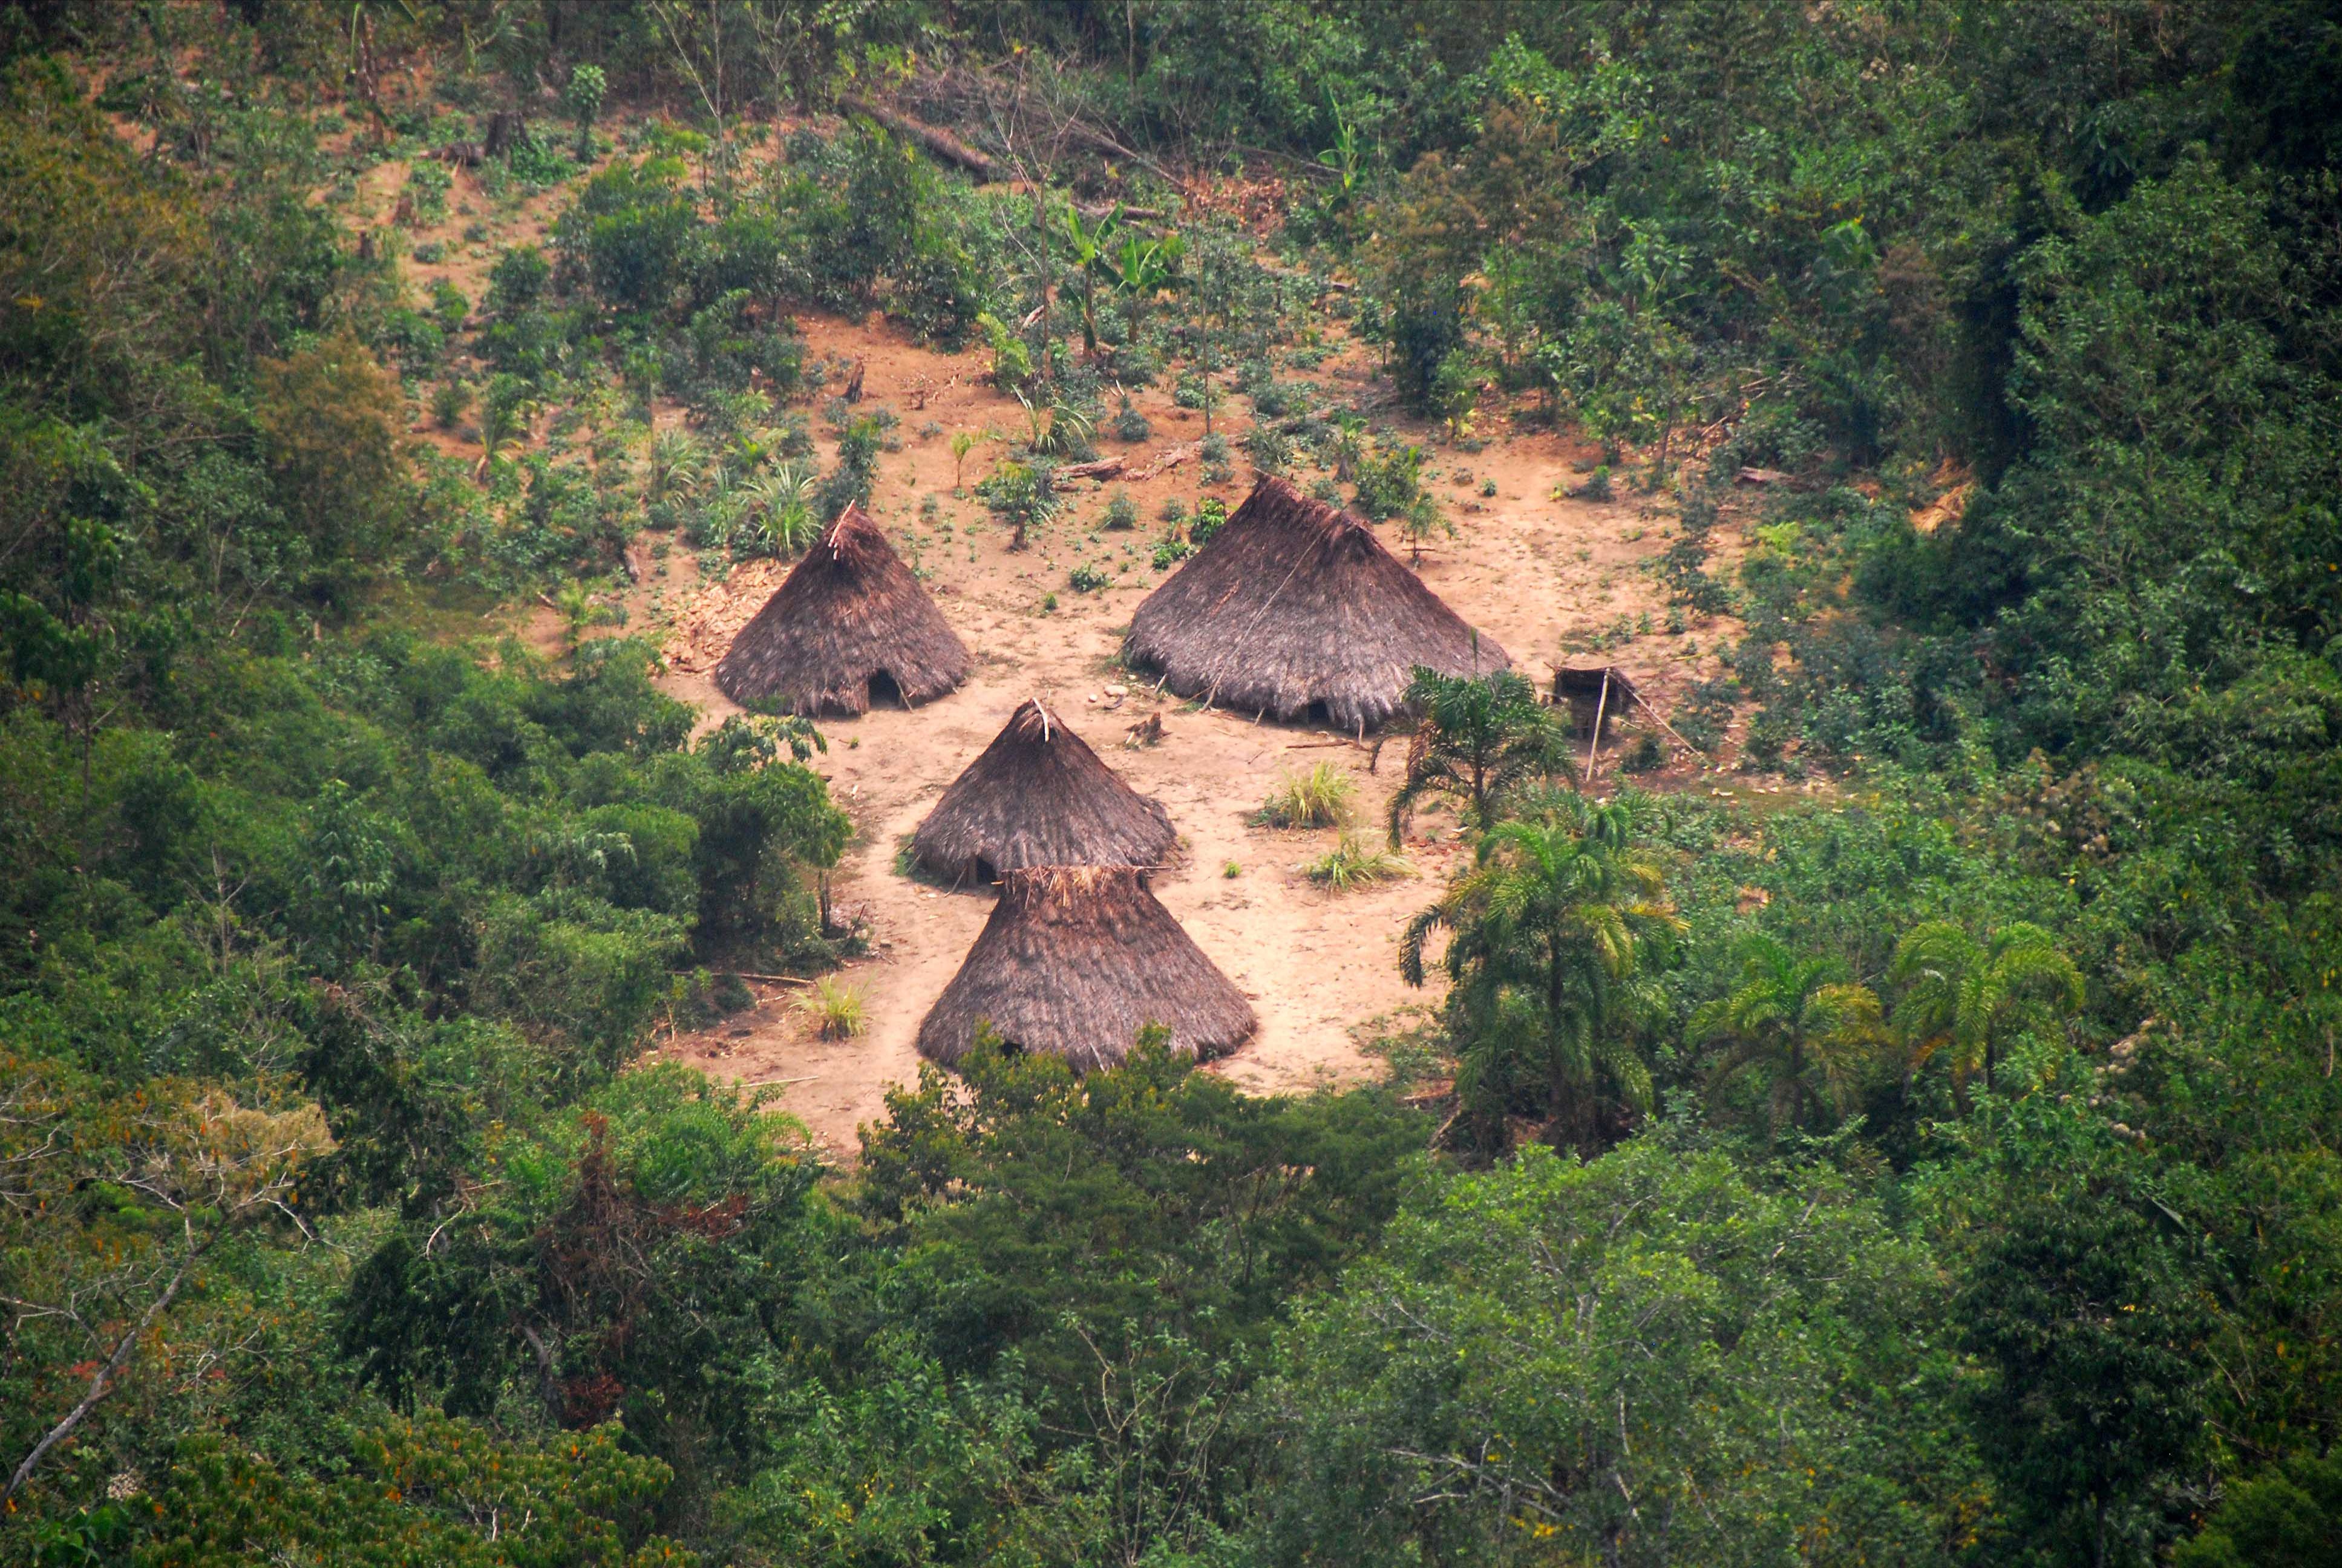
1583, 668, 1611, 786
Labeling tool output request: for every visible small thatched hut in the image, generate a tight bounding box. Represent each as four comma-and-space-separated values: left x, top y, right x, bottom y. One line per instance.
1553, 661, 1643, 740
917, 866, 1256, 1071
1124, 475, 1510, 732
714, 505, 971, 714
911, 700, 1178, 884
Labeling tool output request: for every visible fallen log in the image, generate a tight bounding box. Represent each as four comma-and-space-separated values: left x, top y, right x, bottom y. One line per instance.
1128, 440, 1201, 481
1055, 454, 1127, 483
836, 96, 1169, 220
837, 94, 1004, 180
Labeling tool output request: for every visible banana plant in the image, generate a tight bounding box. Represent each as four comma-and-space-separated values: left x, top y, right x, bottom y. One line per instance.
1061, 203, 1123, 354
1317, 92, 1362, 206
1103, 229, 1185, 339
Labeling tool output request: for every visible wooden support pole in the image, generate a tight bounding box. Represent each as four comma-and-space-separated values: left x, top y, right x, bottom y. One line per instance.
1583, 670, 1611, 786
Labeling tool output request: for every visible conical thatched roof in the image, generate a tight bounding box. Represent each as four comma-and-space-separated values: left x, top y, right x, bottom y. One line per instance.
1124, 475, 1510, 732
714, 505, 971, 715
918, 866, 1256, 1071
911, 700, 1179, 884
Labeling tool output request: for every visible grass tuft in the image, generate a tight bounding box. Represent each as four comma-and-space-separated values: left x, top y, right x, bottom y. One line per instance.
1306, 832, 1413, 891
1254, 762, 1356, 828
797, 976, 866, 1039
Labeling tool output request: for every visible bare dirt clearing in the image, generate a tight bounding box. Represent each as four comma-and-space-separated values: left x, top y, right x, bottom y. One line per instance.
510, 314, 1748, 1154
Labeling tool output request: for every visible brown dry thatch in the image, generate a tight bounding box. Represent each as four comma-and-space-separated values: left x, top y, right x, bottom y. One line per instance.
713, 505, 971, 714
918, 866, 1256, 1071
1124, 475, 1510, 731
911, 700, 1178, 884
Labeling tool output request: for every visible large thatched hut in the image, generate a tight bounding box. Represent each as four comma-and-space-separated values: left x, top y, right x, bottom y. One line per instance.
911, 700, 1178, 884
1124, 474, 1510, 732
714, 505, 971, 714
917, 866, 1256, 1071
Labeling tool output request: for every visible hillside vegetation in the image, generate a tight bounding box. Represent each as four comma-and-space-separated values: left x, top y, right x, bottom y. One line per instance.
2, 4, 2340, 1566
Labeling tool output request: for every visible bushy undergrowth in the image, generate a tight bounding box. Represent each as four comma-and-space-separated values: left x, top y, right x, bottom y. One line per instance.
5, 8, 2342, 1568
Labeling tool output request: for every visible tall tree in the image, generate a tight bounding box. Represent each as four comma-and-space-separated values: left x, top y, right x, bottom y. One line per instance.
1693, 933, 1884, 1137
1943, 1100, 2213, 1568
1401, 794, 1677, 1148
1889, 920, 2082, 1103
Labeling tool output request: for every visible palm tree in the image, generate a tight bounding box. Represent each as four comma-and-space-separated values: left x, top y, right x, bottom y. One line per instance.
552, 581, 595, 650
1400, 795, 1679, 1149
1386, 667, 1572, 846
478, 389, 529, 465
1692, 935, 1883, 1136
1889, 920, 2083, 1103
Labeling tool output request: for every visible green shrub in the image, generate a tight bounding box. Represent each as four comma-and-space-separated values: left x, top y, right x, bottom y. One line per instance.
559, 155, 701, 310
978, 310, 1036, 394
1244, 423, 1294, 472
979, 458, 1061, 548
405, 159, 452, 223
1353, 442, 1427, 520
1110, 339, 1163, 385
432, 377, 473, 429
430, 279, 470, 335
563, 64, 606, 160
815, 417, 886, 521
1191, 496, 1230, 546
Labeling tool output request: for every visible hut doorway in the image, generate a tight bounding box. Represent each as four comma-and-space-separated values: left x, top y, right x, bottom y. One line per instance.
1303, 699, 1331, 727
867, 670, 906, 708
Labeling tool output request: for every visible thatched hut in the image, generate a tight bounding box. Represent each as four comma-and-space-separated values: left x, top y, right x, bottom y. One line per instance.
714, 505, 971, 714
1553, 661, 1643, 741
911, 700, 1178, 884
1124, 474, 1510, 732
917, 866, 1256, 1071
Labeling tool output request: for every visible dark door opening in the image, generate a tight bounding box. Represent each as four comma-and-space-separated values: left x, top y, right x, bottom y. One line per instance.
1303, 699, 1331, 727
867, 670, 905, 708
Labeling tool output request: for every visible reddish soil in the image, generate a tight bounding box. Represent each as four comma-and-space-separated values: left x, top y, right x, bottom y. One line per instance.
563, 316, 1744, 1155
359, 125, 1753, 1156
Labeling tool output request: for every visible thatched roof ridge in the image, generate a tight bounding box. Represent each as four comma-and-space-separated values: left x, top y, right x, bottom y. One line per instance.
911, 700, 1179, 883
1553, 661, 1642, 705
917, 866, 1256, 1071
1123, 474, 1510, 732
713, 505, 971, 715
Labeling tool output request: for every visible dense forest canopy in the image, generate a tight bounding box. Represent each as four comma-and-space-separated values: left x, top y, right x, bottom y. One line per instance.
2, 1, 2340, 1564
